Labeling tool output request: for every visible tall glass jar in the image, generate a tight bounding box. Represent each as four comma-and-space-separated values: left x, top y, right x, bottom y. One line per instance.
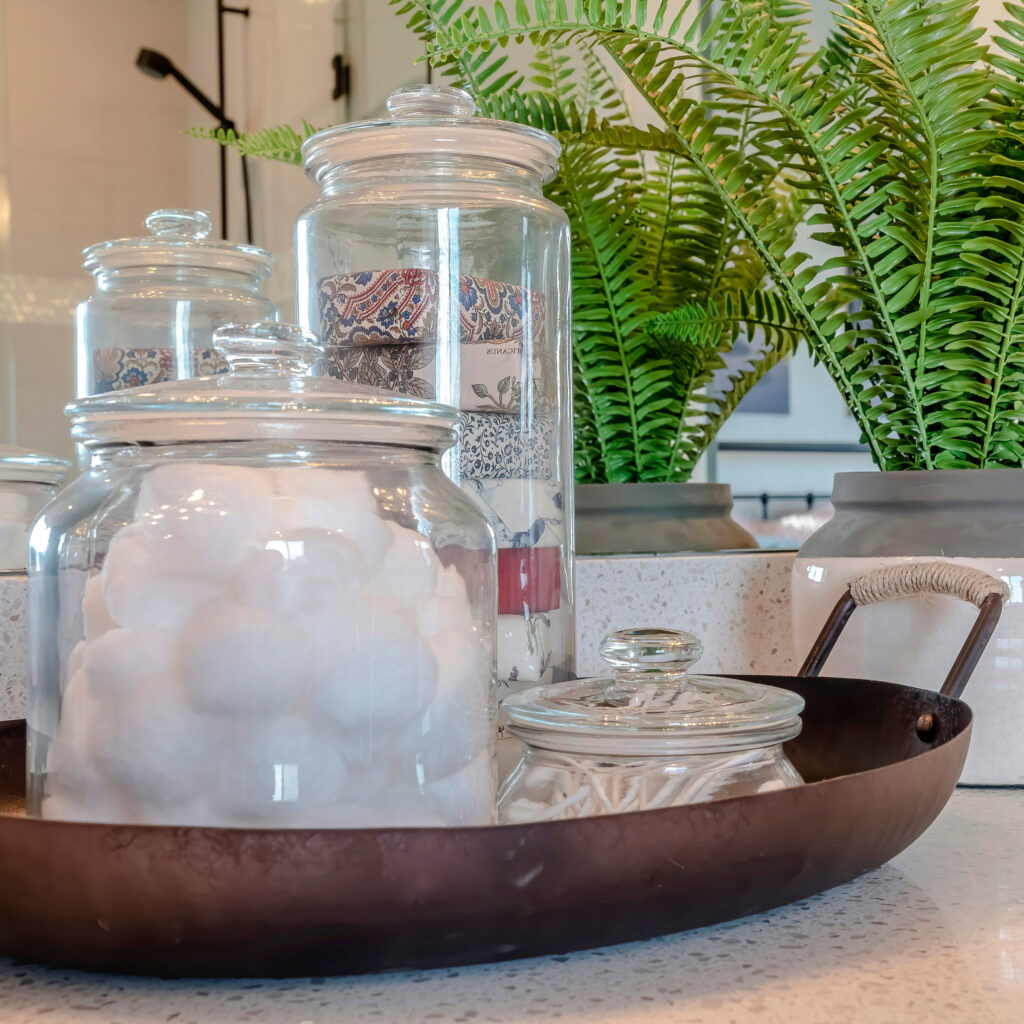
76, 209, 278, 397
295, 85, 574, 703
28, 323, 497, 828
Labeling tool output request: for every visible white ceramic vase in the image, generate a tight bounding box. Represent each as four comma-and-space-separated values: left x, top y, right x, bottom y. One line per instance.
792, 469, 1024, 785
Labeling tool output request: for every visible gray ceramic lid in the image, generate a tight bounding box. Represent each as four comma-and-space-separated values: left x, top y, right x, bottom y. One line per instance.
66, 322, 459, 450
0, 445, 71, 486
504, 628, 804, 756
303, 85, 561, 185
82, 209, 273, 279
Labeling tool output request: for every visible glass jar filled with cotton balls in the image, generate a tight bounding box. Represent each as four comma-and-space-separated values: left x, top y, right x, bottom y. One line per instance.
27, 322, 497, 828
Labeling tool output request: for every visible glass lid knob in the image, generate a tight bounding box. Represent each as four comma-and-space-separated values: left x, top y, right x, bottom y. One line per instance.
213, 322, 322, 376
145, 208, 214, 240
599, 628, 703, 682
385, 84, 477, 120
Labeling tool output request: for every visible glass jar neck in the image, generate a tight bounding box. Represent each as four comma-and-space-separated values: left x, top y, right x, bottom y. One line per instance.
318, 156, 544, 198
92, 265, 265, 293
88, 439, 444, 470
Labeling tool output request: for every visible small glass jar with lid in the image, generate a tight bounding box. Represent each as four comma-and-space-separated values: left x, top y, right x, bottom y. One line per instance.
0, 447, 70, 573
28, 322, 497, 829
499, 628, 804, 824
76, 209, 278, 397
295, 85, 574, 699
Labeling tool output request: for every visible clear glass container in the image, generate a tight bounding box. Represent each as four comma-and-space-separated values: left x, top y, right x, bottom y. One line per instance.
76, 209, 278, 397
0, 447, 71, 573
28, 322, 497, 829
295, 85, 574, 701
499, 628, 804, 823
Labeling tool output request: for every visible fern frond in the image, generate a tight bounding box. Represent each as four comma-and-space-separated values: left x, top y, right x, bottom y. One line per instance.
187, 121, 318, 164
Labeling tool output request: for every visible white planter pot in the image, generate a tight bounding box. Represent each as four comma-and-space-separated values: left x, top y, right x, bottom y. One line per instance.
792, 470, 1024, 786
0, 573, 28, 722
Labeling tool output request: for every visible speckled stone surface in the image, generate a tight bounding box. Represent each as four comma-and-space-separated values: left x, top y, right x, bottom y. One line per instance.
0, 789, 1019, 1023
575, 551, 796, 676
0, 575, 27, 723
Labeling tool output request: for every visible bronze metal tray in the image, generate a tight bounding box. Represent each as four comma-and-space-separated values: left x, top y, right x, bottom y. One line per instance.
0, 562, 994, 976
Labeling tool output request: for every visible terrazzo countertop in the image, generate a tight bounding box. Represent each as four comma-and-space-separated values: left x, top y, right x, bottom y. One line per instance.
0, 789, 1020, 1023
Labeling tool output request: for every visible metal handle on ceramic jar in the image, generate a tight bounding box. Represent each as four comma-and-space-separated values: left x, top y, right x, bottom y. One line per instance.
798, 561, 1009, 700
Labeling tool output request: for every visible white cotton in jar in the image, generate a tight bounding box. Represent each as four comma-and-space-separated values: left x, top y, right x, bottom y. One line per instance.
306, 602, 439, 732
272, 468, 392, 563
215, 717, 349, 823
134, 462, 276, 577
90, 675, 225, 806
180, 604, 312, 718
376, 520, 439, 601
102, 526, 220, 631
82, 574, 116, 639
235, 531, 364, 614
80, 626, 177, 698
425, 748, 496, 824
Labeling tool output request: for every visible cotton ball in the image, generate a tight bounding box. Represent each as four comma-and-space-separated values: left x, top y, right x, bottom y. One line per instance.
272, 468, 391, 563
134, 462, 276, 577
405, 627, 495, 782
306, 609, 437, 732
47, 671, 96, 778
180, 604, 311, 718
235, 532, 364, 615
102, 526, 219, 630
81, 627, 176, 697
374, 521, 439, 601
92, 674, 221, 805
425, 748, 497, 825
66, 640, 87, 680
435, 564, 470, 603
216, 717, 348, 824
83, 574, 116, 639
416, 595, 475, 637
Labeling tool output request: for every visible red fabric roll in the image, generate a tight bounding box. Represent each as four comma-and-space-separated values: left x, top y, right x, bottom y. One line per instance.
498, 547, 561, 614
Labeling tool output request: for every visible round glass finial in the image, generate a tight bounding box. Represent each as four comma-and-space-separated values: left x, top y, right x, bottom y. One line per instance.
385, 84, 477, 120
145, 208, 214, 240
213, 322, 322, 376
599, 628, 703, 680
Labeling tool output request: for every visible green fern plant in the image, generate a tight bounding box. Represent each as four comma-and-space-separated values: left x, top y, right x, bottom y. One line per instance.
415, 0, 1024, 472
194, 4, 803, 482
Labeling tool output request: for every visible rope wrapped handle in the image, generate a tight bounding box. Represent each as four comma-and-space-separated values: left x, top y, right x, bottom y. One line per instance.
800, 560, 1009, 701
849, 561, 1010, 608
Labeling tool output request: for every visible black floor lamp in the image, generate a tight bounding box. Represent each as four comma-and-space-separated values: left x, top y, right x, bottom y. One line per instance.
135, 2, 253, 243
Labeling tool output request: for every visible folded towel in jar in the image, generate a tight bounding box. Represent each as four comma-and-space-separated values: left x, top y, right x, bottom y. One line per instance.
459, 479, 563, 548
497, 609, 569, 687
459, 412, 556, 480
317, 269, 545, 347
325, 340, 534, 414
92, 348, 229, 393
498, 547, 561, 615
318, 268, 439, 346
326, 342, 437, 399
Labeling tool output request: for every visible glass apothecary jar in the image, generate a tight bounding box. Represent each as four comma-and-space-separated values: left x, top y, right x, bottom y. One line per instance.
499, 629, 804, 824
0, 447, 71, 572
296, 85, 574, 698
76, 209, 278, 397
28, 323, 497, 829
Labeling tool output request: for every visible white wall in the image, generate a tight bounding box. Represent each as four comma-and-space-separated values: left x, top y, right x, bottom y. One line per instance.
0, 0, 191, 458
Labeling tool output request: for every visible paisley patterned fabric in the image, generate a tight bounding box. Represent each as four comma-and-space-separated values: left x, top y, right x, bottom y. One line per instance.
92, 348, 228, 393
318, 269, 439, 347
317, 268, 546, 347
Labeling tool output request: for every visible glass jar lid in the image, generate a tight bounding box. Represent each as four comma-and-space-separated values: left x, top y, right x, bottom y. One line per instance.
66, 322, 460, 450
504, 628, 805, 756
82, 209, 273, 279
0, 445, 71, 486
303, 85, 561, 185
